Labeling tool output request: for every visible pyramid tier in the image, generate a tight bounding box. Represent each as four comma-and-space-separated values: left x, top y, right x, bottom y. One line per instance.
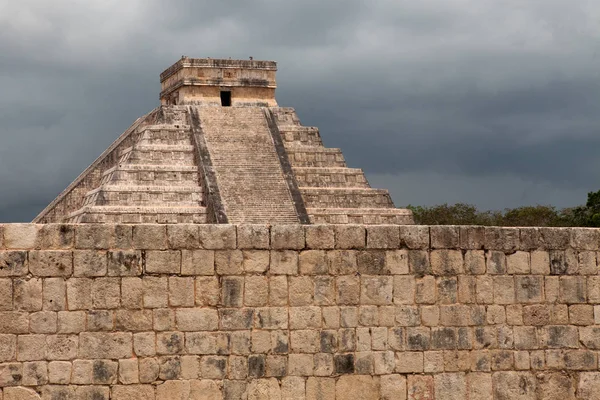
300, 187, 395, 209
68, 205, 207, 224
120, 144, 196, 165
286, 147, 346, 168
101, 165, 199, 186
307, 208, 413, 225
82, 185, 202, 207
294, 167, 369, 188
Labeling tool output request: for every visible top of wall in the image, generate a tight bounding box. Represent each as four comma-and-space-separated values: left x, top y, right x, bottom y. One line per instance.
1, 223, 599, 253
160, 57, 277, 82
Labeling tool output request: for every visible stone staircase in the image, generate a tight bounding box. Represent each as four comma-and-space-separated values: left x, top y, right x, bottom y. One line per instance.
272, 107, 413, 224
67, 123, 208, 224
196, 107, 299, 224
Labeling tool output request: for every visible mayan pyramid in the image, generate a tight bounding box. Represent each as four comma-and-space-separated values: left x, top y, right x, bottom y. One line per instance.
34, 57, 413, 225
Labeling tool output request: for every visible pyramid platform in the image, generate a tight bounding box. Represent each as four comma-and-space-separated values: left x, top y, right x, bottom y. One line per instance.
34, 57, 413, 225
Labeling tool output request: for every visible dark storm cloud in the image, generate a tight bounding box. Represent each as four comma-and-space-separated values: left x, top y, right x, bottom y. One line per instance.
1, 0, 600, 221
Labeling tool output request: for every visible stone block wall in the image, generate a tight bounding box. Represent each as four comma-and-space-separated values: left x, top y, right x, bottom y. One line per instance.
1, 224, 600, 399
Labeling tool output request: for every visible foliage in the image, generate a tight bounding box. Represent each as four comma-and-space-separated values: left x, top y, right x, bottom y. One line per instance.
407, 192, 600, 227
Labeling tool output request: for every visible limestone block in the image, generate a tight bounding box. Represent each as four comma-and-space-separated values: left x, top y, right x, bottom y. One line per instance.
111, 385, 156, 400
157, 331, 184, 355
181, 356, 200, 379
0, 251, 27, 277
167, 224, 200, 249
248, 354, 267, 378
176, 308, 218, 331
3, 387, 41, 400
15, 278, 43, 312
578, 251, 597, 275
238, 225, 270, 249
380, 374, 407, 400
142, 277, 168, 308
493, 371, 536, 400
288, 354, 314, 376
486, 305, 506, 325
485, 251, 506, 274
242, 250, 269, 273
65, 278, 92, 310
530, 251, 550, 275
408, 250, 431, 275
181, 250, 215, 275
515, 276, 543, 303
159, 356, 183, 380
424, 351, 444, 373
314, 276, 335, 306
3, 224, 40, 249
78, 332, 132, 359
228, 355, 247, 379
494, 276, 515, 304
22, 361, 47, 386
169, 277, 195, 307
299, 251, 327, 275
198, 225, 236, 249
431, 250, 463, 276
415, 276, 436, 305
360, 276, 393, 305
386, 250, 409, 275
272, 225, 304, 250
357, 250, 388, 275
430, 226, 459, 249
120, 277, 143, 310
406, 327, 430, 351
17, 335, 46, 361
327, 250, 357, 275
139, 358, 159, 383
42, 278, 66, 311
247, 378, 281, 400
559, 276, 586, 303
195, 277, 220, 306
569, 304, 594, 325
46, 335, 78, 360
132, 225, 168, 249
133, 332, 156, 357
437, 277, 458, 304
35, 225, 74, 250
459, 226, 485, 250
358, 305, 377, 326
394, 276, 415, 304
0, 279, 12, 311
29, 251, 72, 277
145, 250, 181, 274
48, 361, 71, 384
313, 353, 333, 376
398, 225, 429, 249
75, 225, 121, 249
244, 276, 268, 307
222, 277, 244, 307
434, 373, 466, 400
92, 278, 121, 309
484, 227, 519, 251
108, 250, 142, 276
464, 250, 485, 274
395, 306, 420, 327
305, 225, 335, 249
420, 306, 439, 327
290, 330, 319, 353
289, 277, 313, 306
116, 310, 153, 332
269, 275, 288, 306
336, 276, 359, 305
466, 373, 493, 400
215, 250, 243, 275
407, 374, 434, 400
270, 251, 298, 275
306, 377, 335, 400
190, 379, 222, 400
281, 376, 305, 399
219, 309, 253, 330
87, 310, 114, 331
0, 334, 16, 362
199, 356, 227, 379
395, 351, 423, 373
570, 228, 599, 250
72, 359, 93, 384
156, 380, 191, 400
75, 386, 110, 400
507, 251, 531, 274
73, 250, 107, 277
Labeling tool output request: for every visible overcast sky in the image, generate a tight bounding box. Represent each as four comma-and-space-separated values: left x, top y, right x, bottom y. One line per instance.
1, 0, 600, 222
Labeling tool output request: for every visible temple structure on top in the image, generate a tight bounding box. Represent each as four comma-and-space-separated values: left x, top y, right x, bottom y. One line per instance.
34, 57, 413, 225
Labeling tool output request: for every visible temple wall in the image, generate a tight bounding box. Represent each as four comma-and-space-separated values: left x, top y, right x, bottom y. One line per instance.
1, 224, 600, 399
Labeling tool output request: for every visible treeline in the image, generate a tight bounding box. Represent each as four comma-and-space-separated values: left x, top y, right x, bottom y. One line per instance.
408, 190, 600, 227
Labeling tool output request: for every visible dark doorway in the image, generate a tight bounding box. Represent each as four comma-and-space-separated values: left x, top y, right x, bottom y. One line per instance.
220, 91, 231, 107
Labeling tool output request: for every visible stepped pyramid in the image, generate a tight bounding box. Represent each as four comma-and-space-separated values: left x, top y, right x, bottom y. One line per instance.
34, 57, 413, 225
